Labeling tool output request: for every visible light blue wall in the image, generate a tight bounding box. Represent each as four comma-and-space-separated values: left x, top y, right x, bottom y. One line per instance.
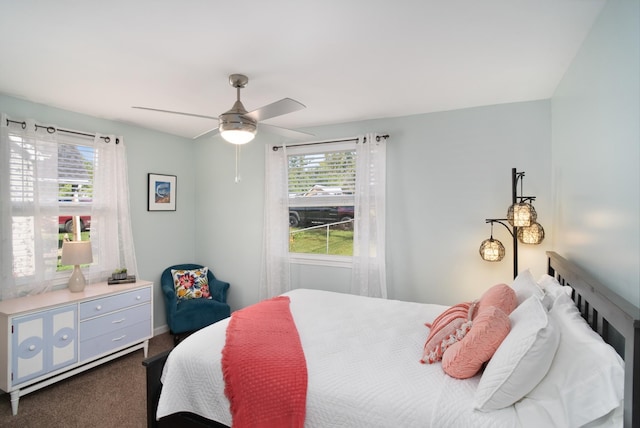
0, 94, 196, 331
195, 100, 553, 310
551, 0, 640, 306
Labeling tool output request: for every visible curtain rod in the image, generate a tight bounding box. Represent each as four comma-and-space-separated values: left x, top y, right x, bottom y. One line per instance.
272, 134, 389, 151
5, 118, 119, 144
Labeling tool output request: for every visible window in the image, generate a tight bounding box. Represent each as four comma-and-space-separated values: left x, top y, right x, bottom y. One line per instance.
57, 141, 94, 267
287, 141, 356, 258
1, 116, 137, 300
8, 131, 95, 281
262, 133, 387, 298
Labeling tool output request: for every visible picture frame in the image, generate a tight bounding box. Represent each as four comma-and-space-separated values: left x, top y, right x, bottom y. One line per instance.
148, 173, 177, 211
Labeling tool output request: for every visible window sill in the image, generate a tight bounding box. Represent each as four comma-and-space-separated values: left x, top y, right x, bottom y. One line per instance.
289, 254, 353, 268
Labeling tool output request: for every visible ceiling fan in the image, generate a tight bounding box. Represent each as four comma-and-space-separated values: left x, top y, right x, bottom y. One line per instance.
133, 73, 311, 144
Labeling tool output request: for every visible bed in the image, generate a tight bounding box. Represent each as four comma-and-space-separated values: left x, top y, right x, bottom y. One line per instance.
143, 252, 640, 428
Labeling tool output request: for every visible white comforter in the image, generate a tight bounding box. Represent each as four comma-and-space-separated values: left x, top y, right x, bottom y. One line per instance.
157, 289, 520, 427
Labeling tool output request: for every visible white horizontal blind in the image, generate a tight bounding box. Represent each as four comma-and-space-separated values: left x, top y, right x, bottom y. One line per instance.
287, 143, 356, 208
58, 141, 94, 204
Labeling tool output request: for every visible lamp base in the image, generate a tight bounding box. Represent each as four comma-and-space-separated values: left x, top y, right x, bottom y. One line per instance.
68, 265, 87, 293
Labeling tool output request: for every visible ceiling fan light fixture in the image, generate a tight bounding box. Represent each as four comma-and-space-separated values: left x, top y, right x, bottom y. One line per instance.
218, 111, 257, 145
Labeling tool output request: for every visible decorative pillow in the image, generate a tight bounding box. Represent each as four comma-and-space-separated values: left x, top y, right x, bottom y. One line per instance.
171, 267, 212, 300
511, 269, 544, 305
475, 283, 517, 317
441, 305, 511, 379
474, 295, 560, 411
514, 293, 625, 427
421, 301, 475, 364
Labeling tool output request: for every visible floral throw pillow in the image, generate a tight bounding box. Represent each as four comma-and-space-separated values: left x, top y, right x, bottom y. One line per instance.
171, 267, 211, 300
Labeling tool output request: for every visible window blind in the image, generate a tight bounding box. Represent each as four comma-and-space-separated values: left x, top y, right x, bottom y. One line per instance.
288, 148, 356, 208
58, 142, 94, 203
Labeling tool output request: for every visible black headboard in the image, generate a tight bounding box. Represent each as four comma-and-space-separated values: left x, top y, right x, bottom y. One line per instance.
547, 251, 640, 428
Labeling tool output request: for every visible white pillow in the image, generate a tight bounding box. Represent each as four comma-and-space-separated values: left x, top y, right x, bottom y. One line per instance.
511, 269, 544, 305
514, 293, 624, 428
474, 295, 560, 411
537, 273, 573, 303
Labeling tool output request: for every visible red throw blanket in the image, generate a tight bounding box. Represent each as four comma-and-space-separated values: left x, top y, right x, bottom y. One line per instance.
222, 296, 308, 428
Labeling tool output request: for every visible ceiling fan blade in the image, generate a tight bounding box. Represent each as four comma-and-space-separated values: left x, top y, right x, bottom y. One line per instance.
193, 126, 220, 140
132, 106, 218, 121
245, 98, 306, 122
259, 123, 313, 140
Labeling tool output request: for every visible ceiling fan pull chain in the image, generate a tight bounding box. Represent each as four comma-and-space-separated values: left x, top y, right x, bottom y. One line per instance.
235, 145, 242, 183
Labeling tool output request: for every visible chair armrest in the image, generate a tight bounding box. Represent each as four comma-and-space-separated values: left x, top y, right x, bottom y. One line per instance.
210, 278, 230, 303
162, 283, 177, 303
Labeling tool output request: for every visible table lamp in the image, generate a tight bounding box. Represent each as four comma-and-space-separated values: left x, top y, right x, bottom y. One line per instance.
61, 241, 93, 292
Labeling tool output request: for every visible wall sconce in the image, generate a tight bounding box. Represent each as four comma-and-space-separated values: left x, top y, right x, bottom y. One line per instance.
480, 168, 544, 278
61, 240, 93, 292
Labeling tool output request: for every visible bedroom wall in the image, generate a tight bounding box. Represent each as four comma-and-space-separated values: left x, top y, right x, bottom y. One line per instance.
0, 93, 197, 331
551, 0, 640, 307
195, 100, 553, 310
0, 93, 552, 330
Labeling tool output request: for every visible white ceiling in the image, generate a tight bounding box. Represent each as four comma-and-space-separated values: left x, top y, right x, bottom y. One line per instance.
0, 1, 606, 140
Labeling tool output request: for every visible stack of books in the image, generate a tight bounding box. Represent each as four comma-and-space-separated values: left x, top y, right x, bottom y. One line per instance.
107, 275, 137, 285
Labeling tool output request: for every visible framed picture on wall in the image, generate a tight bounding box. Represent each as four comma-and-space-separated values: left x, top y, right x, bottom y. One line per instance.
148, 173, 177, 211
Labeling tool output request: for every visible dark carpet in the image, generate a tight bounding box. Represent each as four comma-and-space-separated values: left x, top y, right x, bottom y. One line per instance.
0, 332, 174, 428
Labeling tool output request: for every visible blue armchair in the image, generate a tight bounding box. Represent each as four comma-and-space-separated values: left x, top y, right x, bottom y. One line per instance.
161, 263, 230, 344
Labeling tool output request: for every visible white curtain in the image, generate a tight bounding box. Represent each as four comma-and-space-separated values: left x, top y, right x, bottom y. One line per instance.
0, 116, 60, 298
0, 115, 137, 300
88, 134, 138, 282
259, 144, 291, 299
351, 133, 387, 298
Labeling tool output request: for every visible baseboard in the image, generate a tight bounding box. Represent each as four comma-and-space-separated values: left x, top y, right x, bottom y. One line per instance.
154, 324, 169, 336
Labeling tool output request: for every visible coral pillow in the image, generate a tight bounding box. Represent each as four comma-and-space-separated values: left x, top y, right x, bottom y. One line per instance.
171, 267, 212, 300
421, 301, 475, 364
441, 305, 511, 379
475, 283, 517, 317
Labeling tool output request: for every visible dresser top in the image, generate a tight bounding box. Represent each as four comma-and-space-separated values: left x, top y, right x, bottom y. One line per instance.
0, 280, 153, 316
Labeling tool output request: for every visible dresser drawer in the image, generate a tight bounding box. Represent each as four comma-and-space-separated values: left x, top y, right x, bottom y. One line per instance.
80, 303, 150, 342
79, 321, 151, 362
79, 287, 151, 320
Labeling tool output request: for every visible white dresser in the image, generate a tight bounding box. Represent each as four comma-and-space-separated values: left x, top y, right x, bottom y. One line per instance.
0, 280, 153, 415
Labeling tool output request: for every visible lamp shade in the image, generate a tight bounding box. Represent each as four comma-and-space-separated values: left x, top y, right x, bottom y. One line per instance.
517, 222, 545, 244
507, 202, 537, 227
220, 128, 256, 145
479, 237, 505, 262
61, 241, 93, 265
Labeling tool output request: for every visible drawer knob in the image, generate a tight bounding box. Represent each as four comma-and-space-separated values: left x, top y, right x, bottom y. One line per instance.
62, 334, 68, 340
136, 296, 141, 300
96, 305, 102, 311
112, 335, 126, 342
112, 318, 125, 324
28, 345, 35, 351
